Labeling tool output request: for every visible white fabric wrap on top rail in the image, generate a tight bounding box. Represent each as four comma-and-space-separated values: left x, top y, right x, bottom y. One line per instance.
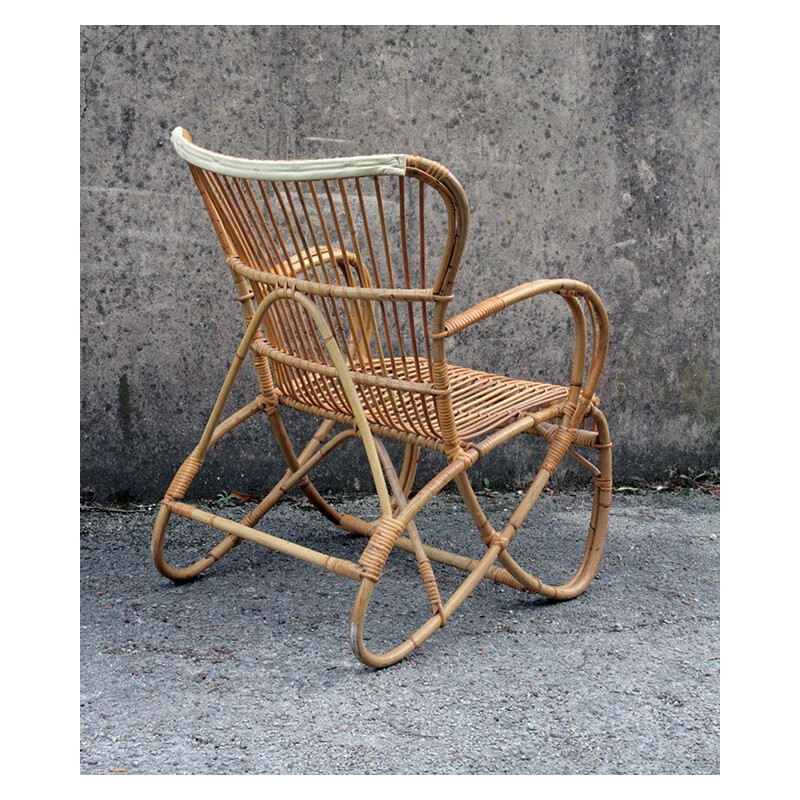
171, 127, 406, 181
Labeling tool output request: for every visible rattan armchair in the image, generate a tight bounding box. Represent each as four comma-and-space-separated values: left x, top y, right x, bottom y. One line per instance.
151, 127, 613, 667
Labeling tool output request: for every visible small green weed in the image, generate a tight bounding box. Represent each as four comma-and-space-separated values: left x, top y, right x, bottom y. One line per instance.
213, 491, 237, 509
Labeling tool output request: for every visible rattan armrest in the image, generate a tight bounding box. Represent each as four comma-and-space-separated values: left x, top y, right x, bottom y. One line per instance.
435, 278, 609, 412
434, 279, 601, 338
284, 246, 355, 276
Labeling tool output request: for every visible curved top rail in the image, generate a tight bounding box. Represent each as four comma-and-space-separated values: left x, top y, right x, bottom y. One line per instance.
171, 127, 406, 182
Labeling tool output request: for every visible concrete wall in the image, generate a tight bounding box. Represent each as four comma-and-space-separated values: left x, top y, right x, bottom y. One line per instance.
80, 25, 719, 502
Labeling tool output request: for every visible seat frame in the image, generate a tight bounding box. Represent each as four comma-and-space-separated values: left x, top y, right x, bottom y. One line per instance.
152, 128, 613, 668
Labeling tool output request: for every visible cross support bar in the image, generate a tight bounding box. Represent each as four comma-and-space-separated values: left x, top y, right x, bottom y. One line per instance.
164, 500, 366, 581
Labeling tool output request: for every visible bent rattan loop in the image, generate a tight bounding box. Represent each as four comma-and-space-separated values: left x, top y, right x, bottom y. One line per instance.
152, 127, 614, 667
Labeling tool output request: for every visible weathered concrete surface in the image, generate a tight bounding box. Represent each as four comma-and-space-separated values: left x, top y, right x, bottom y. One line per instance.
80, 26, 719, 501
80, 489, 719, 774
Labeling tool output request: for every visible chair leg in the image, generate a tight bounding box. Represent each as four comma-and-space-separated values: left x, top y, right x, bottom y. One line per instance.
397, 443, 420, 501
350, 532, 504, 669
151, 398, 263, 583
152, 407, 366, 583
374, 441, 446, 624
457, 404, 613, 600
348, 447, 507, 668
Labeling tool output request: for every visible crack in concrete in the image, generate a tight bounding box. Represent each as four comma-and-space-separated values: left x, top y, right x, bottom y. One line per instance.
81, 26, 130, 120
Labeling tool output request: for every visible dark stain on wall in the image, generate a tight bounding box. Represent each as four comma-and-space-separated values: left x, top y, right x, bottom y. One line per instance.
117, 373, 132, 441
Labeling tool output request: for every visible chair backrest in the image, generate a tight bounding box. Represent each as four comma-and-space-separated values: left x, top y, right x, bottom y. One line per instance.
171, 127, 470, 449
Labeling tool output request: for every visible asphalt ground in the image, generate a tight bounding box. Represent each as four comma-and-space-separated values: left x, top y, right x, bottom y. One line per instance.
80, 488, 719, 774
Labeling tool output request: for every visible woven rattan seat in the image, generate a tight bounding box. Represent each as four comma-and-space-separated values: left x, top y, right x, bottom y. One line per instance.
152, 128, 614, 667
280, 358, 573, 444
